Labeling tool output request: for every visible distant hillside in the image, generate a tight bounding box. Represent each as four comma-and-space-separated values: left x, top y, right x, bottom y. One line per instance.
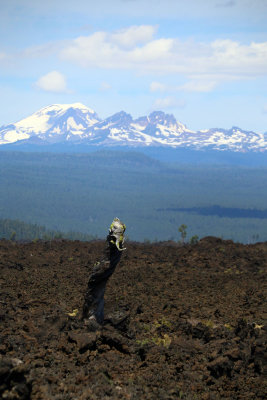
1, 145, 267, 166
1, 150, 267, 243
0, 218, 96, 241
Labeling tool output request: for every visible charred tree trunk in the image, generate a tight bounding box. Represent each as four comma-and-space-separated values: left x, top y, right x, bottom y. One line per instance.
82, 218, 126, 324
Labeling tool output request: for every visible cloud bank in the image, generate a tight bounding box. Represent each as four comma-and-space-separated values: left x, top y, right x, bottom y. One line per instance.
58, 25, 267, 88
153, 96, 185, 109
3, 24, 267, 97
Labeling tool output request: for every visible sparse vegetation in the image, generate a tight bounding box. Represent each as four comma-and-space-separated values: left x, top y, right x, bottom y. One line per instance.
0, 218, 96, 242
178, 224, 187, 244
190, 235, 199, 244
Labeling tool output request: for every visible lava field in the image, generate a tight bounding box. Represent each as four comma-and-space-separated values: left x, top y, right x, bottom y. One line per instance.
0, 237, 266, 399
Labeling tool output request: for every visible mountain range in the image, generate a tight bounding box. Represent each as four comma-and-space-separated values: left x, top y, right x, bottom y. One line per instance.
0, 103, 266, 152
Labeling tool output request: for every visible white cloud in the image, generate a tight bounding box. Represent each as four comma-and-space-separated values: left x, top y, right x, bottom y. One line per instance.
60, 27, 173, 69
178, 80, 217, 92
150, 81, 167, 92
153, 96, 185, 109
59, 26, 267, 84
4, 25, 266, 94
35, 71, 68, 93
22, 41, 60, 59
110, 25, 156, 49
150, 80, 217, 93
100, 81, 112, 91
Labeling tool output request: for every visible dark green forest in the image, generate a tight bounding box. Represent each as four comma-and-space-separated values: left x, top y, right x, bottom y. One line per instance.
0, 150, 266, 243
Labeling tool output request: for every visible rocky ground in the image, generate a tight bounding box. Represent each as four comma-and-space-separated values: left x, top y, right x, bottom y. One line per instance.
0, 237, 266, 399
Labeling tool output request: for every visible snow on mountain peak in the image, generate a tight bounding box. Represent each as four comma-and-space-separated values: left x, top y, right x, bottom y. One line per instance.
1, 103, 101, 144
38, 103, 96, 114
0, 103, 266, 151
15, 103, 98, 128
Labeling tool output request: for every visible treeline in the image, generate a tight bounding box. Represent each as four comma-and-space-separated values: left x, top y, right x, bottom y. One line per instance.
0, 218, 96, 242
158, 205, 267, 219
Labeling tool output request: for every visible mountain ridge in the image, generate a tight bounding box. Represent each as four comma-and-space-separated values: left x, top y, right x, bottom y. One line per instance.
0, 103, 266, 152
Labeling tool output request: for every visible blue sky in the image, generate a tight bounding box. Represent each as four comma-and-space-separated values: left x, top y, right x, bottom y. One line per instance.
0, 0, 267, 132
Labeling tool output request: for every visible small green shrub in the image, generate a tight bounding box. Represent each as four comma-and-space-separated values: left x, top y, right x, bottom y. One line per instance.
190, 235, 199, 244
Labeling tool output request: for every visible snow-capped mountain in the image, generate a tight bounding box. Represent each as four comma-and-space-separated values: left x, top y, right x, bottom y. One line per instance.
0, 103, 266, 152
0, 103, 100, 145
